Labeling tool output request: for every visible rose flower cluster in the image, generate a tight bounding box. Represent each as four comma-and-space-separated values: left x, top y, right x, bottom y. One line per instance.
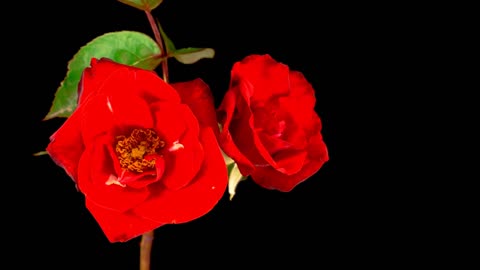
47, 54, 329, 242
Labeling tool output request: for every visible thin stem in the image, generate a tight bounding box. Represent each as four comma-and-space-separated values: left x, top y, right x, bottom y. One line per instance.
138, 9, 168, 270
139, 230, 155, 270
145, 9, 169, 83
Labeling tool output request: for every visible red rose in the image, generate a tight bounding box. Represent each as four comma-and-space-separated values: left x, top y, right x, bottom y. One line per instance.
47, 58, 227, 242
217, 54, 329, 192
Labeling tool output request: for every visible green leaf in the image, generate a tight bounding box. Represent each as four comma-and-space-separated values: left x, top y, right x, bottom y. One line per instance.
156, 19, 176, 54
117, 0, 163, 11
156, 18, 214, 64
44, 31, 162, 120
172, 48, 215, 64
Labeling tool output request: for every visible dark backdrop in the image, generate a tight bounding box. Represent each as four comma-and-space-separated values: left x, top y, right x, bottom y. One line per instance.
21, 0, 399, 268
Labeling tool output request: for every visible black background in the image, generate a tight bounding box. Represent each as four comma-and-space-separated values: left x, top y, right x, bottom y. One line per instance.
17, 0, 420, 268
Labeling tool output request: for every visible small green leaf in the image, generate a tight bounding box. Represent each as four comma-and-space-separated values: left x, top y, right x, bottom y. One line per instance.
156, 19, 176, 54
156, 18, 214, 64
173, 48, 215, 64
117, 0, 163, 11
44, 31, 162, 120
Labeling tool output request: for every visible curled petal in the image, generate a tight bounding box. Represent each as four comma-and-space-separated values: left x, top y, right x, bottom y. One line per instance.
115, 155, 165, 189
251, 133, 329, 191
217, 89, 255, 173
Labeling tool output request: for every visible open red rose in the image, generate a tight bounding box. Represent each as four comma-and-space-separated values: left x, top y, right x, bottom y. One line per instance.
47, 58, 227, 242
217, 54, 329, 192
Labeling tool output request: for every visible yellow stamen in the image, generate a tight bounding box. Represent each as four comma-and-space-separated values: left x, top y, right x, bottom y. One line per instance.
115, 128, 165, 173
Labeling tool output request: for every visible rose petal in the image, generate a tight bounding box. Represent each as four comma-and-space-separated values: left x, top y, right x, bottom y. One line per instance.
172, 78, 220, 136
288, 71, 316, 102
78, 58, 126, 105
250, 133, 329, 191
131, 66, 181, 104
161, 106, 204, 190
46, 110, 85, 183
162, 140, 203, 190
307, 133, 329, 161
231, 54, 290, 103
116, 155, 165, 189
81, 93, 154, 144
257, 132, 292, 155
228, 80, 277, 172
133, 127, 227, 224
282, 71, 324, 139
79, 58, 181, 105
77, 136, 149, 212
217, 88, 255, 173
151, 102, 187, 145
85, 199, 164, 243
272, 149, 307, 176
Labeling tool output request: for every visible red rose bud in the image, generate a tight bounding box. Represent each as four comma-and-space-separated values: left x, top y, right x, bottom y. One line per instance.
217, 54, 329, 192
47, 58, 227, 242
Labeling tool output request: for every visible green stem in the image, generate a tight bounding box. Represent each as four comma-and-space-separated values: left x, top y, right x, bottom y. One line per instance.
145, 9, 169, 83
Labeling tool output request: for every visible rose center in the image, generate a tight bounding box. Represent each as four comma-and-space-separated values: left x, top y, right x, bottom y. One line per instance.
115, 128, 165, 173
